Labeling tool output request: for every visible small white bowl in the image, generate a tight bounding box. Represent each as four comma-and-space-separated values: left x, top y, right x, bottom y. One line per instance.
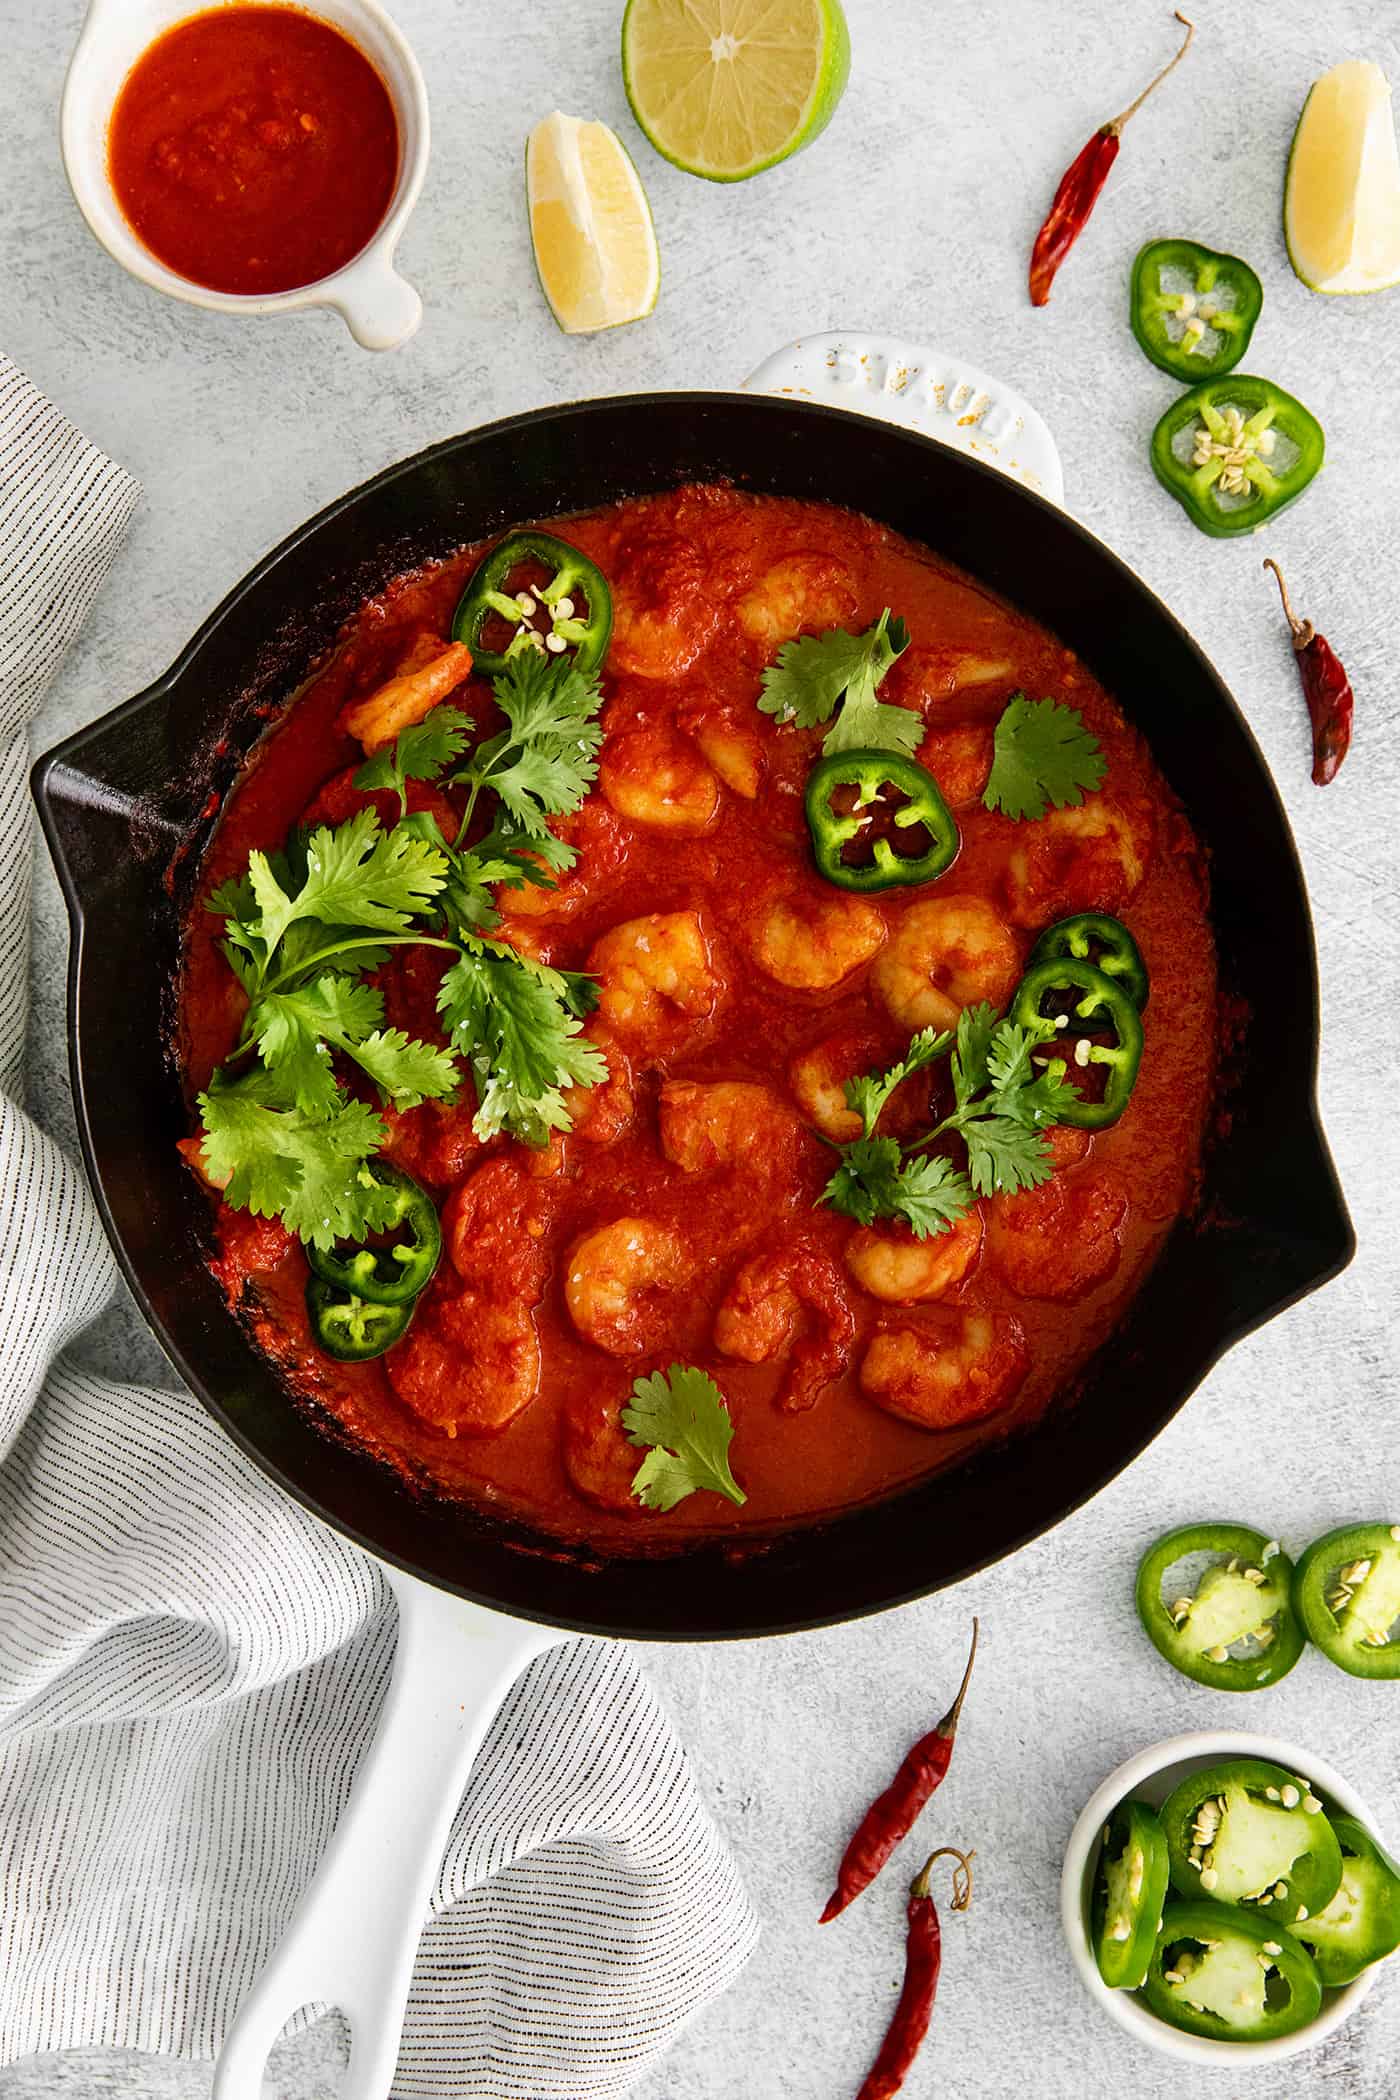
1062, 1730, 1385, 2065
60, 0, 429, 350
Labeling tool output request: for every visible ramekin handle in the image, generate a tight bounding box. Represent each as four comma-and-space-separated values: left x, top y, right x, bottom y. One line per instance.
742, 330, 1066, 507
323, 255, 424, 352
212, 1568, 563, 2100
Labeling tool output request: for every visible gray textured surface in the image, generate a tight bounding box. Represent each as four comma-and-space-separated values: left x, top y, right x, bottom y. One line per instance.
3, 0, 1399, 2094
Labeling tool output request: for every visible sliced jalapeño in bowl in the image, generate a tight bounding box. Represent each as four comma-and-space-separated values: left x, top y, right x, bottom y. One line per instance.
1135, 1522, 1305, 1690
1160, 1758, 1343, 1927
1144, 1900, 1322, 2041
1027, 910, 1149, 1012
452, 529, 612, 676
1093, 1798, 1172, 1990
1292, 1814, 1400, 1985
804, 748, 959, 893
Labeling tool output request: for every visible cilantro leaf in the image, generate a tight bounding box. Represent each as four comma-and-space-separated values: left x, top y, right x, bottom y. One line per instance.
960, 1113, 1056, 1198
950, 1001, 1000, 1108
247, 809, 448, 961
982, 694, 1107, 822
622, 1364, 746, 1511
844, 1024, 953, 1138
353, 704, 473, 815
196, 1069, 402, 1250
251, 976, 458, 1114
437, 939, 607, 1145
757, 610, 922, 759
822, 1137, 973, 1236
455, 653, 605, 836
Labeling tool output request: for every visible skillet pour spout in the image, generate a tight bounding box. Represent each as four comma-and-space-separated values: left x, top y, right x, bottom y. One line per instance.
31, 394, 1353, 1641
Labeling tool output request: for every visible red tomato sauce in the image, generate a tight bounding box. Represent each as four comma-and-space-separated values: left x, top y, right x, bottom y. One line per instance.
108, 6, 398, 296
180, 486, 1218, 1554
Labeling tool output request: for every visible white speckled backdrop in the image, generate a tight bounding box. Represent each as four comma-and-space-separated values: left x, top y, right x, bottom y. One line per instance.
3, 0, 1398, 2095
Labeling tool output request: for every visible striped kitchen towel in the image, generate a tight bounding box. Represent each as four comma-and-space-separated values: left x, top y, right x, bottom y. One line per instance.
0, 356, 757, 2095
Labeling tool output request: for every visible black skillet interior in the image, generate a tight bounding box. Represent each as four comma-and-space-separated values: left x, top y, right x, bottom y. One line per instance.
32, 394, 1353, 1639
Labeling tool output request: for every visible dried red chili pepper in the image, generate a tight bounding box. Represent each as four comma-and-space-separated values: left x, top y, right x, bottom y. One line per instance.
1263, 559, 1353, 786
821, 1620, 977, 1923
855, 1846, 974, 2100
1029, 13, 1195, 306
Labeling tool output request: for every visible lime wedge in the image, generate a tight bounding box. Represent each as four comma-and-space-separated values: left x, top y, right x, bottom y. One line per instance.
526, 112, 660, 334
622, 0, 850, 183
1285, 60, 1400, 295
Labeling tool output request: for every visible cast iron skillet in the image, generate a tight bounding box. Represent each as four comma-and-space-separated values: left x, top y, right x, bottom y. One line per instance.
32, 393, 1353, 1640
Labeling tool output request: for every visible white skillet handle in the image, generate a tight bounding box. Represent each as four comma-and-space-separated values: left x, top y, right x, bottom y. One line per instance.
213, 1566, 563, 2100
742, 330, 1066, 508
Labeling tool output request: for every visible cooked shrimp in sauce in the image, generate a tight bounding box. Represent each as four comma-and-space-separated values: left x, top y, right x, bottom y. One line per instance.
183, 483, 1216, 1551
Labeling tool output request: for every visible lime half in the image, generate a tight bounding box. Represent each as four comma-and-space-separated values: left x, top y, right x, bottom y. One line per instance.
622, 0, 850, 183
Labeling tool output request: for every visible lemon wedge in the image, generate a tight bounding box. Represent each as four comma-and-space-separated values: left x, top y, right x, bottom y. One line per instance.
1285, 60, 1400, 295
526, 112, 660, 334
622, 0, 850, 183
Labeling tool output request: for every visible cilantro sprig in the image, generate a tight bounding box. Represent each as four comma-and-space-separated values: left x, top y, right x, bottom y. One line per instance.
623, 1365, 747, 1511
198, 651, 609, 1243
819, 1004, 1082, 1237
982, 694, 1106, 822
758, 610, 922, 759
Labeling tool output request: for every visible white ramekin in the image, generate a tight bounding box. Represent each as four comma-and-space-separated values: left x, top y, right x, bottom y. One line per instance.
1062, 1730, 1386, 2065
60, 0, 429, 350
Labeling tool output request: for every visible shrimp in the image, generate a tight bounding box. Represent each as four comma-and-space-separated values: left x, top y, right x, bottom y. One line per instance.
860, 1313, 1030, 1432
658, 1079, 804, 1183
889, 645, 1016, 710
338, 640, 473, 751
736, 553, 859, 645
588, 911, 724, 1061
385, 1276, 540, 1437
380, 1099, 486, 1190
564, 1217, 691, 1356
568, 1030, 635, 1145
1043, 1124, 1092, 1170
496, 801, 628, 923
686, 711, 763, 798
608, 531, 718, 678
788, 1026, 930, 1143
844, 1209, 984, 1304
1002, 795, 1153, 929
444, 1158, 554, 1298
916, 724, 995, 810
562, 1391, 643, 1513
713, 1243, 856, 1413
871, 895, 1020, 1033
300, 766, 458, 846
987, 1170, 1128, 1302
748, 891, 885, 992
599, 727, 721, 834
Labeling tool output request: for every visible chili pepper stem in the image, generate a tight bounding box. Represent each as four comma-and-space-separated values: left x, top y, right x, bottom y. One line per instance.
935, 1618, 979, 1738
1107, 13, 1195, 135
1263, 558, 1315, 650
911, 1846, 976, 1908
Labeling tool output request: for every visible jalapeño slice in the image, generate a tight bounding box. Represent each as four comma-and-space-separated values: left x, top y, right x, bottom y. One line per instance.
1293, 1814, 1400, 1985
1008, 956, 1143, 1129
306, 1278, 414, 1363
452, 530, 612, 676
1293, 1522, 1400, 1679
305, 1163, 442, 1307
1150, 375, 1325, 539
1161, 1758, 1343, 1928
1130, 238, 1263, 380
1093, 1798, 1171, 1990
804, 749, 960, 893
1135, 1523, 1304, 1691
1027, 911, 1149, 1012
1144, 1901, 1322, 2042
